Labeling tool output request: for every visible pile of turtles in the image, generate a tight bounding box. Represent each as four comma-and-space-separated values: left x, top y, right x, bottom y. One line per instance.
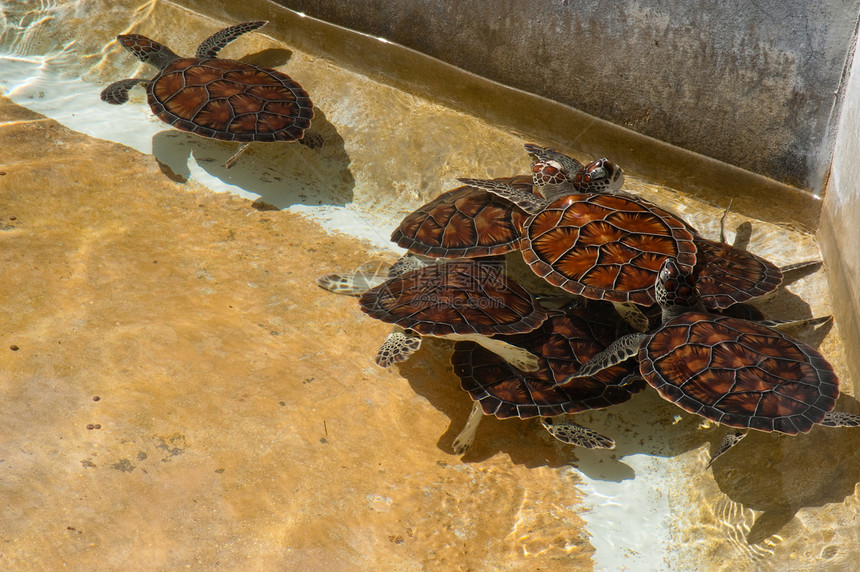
318, 143, 860, 465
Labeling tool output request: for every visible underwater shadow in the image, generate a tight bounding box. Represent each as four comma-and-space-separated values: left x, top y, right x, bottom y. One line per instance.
395, 341, 574, 470
241, 48, 293, 69
151, 106, 353, 209
395, 339, 708, 478
710, 393, 860, 545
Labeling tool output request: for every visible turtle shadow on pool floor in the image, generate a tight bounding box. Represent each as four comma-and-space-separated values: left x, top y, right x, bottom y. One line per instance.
394, 339, 709, 477
710, 393, 860, 545
150, 107, 354, 208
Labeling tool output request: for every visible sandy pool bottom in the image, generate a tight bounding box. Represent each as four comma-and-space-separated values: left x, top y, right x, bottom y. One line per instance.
0, 96, 609, 569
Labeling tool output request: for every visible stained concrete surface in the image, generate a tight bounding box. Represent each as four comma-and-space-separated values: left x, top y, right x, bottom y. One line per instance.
274, 0, 860, 193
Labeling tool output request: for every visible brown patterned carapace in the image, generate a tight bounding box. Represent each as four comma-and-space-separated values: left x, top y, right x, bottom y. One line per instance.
451, 306, 644, 418
523, 193, 697, 305
392, 176, 533, 258
641, 312, 838, 434
359, 261, 552, 336
147, 57, 313, 142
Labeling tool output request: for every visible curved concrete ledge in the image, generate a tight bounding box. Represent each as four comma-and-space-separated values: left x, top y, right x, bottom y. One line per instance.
183, 0, 822, 230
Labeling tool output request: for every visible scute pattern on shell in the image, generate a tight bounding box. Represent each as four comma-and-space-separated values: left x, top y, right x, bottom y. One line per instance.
359, 261, 552, 336
148, 58, 313, 142
451, 307, 645, 418
641, 312, 838, 434
523, 193, 697, 305
694, 238, 783, 309
391, 176, 533, 258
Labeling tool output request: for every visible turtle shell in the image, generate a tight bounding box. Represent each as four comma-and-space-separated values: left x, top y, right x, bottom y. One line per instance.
451, 306, 645, 418
522, 193, 697, 306
359, 261, 552, 336
640, 311, 838, 434
391, 176, 533, 258
147, 58, 314, 142
693, 238, 783, 309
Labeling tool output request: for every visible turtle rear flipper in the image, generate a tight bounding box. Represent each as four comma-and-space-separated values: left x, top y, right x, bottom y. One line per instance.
375, 330, 421, 367
100, 78, 146, 105
819, 411, 860, 427
299, 129, 325, 149
196, 20, 268, 59
541, 417, 615, 449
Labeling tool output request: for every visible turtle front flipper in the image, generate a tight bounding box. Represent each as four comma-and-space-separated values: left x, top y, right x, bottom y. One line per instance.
376, 330, 422, 367
707, 431, 747, 468
524, 143, 584, 177
116, 34, 180, 67
574, 332, 648, 378
100, 78, 147, 105
459, 335, 540, 372
196, 20, 268, 59
457, 177, 546, 215
316, 271, 388, 296
541, 417, 615, 449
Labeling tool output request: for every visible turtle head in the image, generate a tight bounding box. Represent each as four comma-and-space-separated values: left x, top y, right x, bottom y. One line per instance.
572, 158, 624, 193
656, 258, 701, 318
116, 34, 180, 68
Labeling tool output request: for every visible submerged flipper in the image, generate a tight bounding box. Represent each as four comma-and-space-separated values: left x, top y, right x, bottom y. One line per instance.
457, 177, 546, 215
196, 20, 268, 59
541, 417, 615, 449
376, 330, 421, 367
100, 78, 146, 105
707, 431, 747, 468
574, 332, 648, 378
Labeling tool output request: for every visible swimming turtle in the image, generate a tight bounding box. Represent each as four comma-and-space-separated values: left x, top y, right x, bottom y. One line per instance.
101, 20, 321, 168
450, 304, 646, 453
575, 258, 860, 466
319, 257, 552, 371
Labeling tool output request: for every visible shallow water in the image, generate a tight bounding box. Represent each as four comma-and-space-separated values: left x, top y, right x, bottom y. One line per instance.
1, 1, 859, 570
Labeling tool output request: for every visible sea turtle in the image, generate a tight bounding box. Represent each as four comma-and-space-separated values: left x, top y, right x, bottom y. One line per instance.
460, 147, 784, 313
100, 20, 321, 168
319, 257, 552, 371
391, 146, 621, 260
450, 304, 646, 453
575, 258, 860, 466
